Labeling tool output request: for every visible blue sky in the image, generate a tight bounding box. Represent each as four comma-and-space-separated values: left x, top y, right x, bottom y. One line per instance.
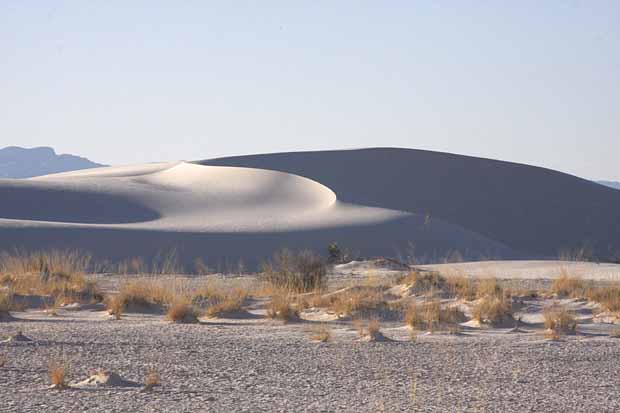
1, 1, 619, 179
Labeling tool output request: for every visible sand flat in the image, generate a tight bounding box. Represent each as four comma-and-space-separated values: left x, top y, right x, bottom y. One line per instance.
420, 260, 620, 282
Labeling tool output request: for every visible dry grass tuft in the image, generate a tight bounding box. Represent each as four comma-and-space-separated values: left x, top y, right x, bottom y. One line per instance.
409, 328, 417, 342
48, 359, 69, 389
262, 249, 326, 293
587, 285, 620, 313
545, 329, 561, 341
0, 291, 12, 318
367, 318, 381, 339
405, 301, 430, 331
550, 270, 586, 298
355, 318, 383, 340
327, 287, 387, 318
117, 249, 181, 276
110, 277, 254, 319
0, 250, 100, 301
296, 292, 330, 310
462, 276, 513, 326
310, 324, 331, 342
353, 318, 366, 337
114, 278, 171, 310
446, 275, 476, 300
472, 295, 512, 325
144, 367, 160, 391
44, 294, 66, 316
267, 291, 299, 322
105, 295, 124, 320
543, 304, 577, 336
398, 271, 446, 295
476, 278, 502, 299
404, 300, 464, 332
203, 288, 247, 318
0, 354, 6, 367
166, 300, 198, 323
205, 295, 245, 317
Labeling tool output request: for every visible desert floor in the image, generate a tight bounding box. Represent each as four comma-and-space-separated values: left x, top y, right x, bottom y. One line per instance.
2, 260, 620, 412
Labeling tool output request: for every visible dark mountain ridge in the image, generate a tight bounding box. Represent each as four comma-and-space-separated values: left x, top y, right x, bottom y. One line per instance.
0, 146, 105, 179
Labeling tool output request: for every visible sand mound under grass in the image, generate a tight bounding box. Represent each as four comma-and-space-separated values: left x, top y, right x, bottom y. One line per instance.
357, 331, 394, 343
73, 369, 139, 388
1, 331, 32, 343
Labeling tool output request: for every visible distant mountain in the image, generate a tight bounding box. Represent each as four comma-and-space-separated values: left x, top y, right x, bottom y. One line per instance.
0, 146, 106, 179
598, 181, 620, 190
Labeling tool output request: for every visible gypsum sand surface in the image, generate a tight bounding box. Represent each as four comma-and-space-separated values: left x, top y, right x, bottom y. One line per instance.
3, 282, 620, 412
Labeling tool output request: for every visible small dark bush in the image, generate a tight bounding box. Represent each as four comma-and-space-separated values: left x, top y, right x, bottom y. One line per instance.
327, 242, 342, 264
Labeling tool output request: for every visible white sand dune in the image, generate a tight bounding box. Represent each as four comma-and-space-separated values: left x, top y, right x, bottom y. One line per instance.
201, 147, 620, 260
7, 162, 405, 231
0, 161, 517, 269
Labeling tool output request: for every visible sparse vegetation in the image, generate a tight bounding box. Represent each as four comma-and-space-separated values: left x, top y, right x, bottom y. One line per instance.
205, 290, 246, 317
144, 367, 160, 391
166, 300, 198, 323
44, 294, 66, 316
443, 250, 464, 264
405, 301, 430, 331
476, 277, 502, 299
327, 286, 387, 318
397, 271, 446, 296
262, 249, 327, 292
111, 278, 172, 311
587, 284, 620, 313
355, 318, 383, 340
409, 329, 417, 342
107, 277, 255, 319
446, 275, 476, 300
117, 250, 181, 276
0, 250, 100, 302
472, 295, 512, 325
367, 318, 381, 339
404, 300, 464, 332
267, 291, 299, 322
191, 283, 249, 317
467, 277, 513, 325
105, 294, 125, 320
550, 270, 586, 298
0, 291, 12, 318
48, 359, 69, 389
548, 273, 620, 315
193, 257, 212, 275
543, 304, 577, 337
558, 246, 593, 262
310, 324, 331, 342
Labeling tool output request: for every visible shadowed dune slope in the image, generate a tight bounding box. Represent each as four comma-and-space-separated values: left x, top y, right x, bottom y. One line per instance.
0, 179, 160, 224
0, 216, 515, 272
199, 147, 620, 260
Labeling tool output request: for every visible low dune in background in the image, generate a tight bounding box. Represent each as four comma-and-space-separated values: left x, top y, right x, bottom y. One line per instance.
0, 158, 515, 269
